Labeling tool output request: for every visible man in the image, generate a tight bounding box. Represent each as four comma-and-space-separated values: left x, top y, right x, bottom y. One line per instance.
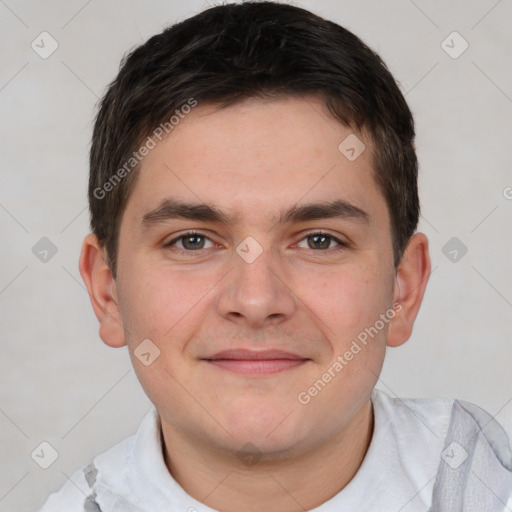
38, 2, 512, 510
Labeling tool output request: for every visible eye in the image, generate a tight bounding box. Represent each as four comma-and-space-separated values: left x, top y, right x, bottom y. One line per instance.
164, 231, 215, 251
296, 231, 348, 251
163, 230, 348, 253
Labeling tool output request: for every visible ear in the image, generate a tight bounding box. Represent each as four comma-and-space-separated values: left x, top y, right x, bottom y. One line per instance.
387, 232, 431, 348
78, 233, 126, 348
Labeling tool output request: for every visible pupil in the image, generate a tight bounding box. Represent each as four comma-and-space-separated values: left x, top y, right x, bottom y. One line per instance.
310, 235, 329, 249
185, 235, 203, 249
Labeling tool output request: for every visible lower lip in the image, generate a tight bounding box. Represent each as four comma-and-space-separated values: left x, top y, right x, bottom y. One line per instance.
206, 359, 308, 375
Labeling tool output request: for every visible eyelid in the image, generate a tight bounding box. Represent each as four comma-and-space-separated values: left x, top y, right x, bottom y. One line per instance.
164, 229, 349, 252
164, 230, 216, 250
295, 229, 349, 249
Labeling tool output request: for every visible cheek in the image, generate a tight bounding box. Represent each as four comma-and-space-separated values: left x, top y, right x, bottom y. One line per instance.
302, 262, 392, 338
117, 262, 217, 343
299, 266, 390, 409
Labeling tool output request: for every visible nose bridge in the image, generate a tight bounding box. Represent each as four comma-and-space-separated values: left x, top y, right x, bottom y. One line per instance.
217, 236, 296, 326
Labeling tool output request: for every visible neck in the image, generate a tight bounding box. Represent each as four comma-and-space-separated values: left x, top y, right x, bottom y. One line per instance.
160, 399, 374, 512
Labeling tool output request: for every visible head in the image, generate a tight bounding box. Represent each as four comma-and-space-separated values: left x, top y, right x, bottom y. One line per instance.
80, 1, 430, 460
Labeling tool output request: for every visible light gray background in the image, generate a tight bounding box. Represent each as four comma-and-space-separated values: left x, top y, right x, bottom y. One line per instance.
1, 1, 511, 510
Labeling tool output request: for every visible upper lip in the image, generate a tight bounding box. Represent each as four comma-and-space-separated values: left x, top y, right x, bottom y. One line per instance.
204, 349, 308, 360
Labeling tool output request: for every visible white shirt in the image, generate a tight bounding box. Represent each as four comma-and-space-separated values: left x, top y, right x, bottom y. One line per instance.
38, 388, 512, 511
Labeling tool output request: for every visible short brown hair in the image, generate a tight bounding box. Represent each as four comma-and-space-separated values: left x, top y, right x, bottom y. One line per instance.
89, 1, 419, 277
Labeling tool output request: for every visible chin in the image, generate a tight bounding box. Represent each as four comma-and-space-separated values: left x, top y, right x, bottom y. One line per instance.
220, 405, 308, 453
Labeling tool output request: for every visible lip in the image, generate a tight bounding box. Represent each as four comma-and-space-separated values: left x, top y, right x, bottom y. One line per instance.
203, 349, 310, 375
206, 349, 306, 360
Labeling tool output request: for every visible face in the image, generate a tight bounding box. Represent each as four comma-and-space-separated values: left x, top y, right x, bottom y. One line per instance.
112, 96, 400, 457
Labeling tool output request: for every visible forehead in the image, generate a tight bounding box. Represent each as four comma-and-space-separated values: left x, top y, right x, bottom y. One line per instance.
124, 96, 387, 229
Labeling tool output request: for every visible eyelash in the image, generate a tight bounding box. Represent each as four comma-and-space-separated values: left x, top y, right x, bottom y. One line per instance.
163, 230, 348, 253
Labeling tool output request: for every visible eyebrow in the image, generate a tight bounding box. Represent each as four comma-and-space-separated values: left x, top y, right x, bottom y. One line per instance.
141, 198, 370, 229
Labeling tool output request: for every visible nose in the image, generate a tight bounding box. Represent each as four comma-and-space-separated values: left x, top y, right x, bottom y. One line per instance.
216, 241, 297, 329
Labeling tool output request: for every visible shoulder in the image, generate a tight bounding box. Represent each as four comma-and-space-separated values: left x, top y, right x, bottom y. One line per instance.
371, 389, 512, 509
371, 387, 512, 459
36, 429, 139, 512
37, 463, 95, 512
370, 388, 457, 486
371, 387, 456, 439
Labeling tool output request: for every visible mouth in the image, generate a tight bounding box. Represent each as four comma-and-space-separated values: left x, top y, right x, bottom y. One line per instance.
202, 349, 310, 375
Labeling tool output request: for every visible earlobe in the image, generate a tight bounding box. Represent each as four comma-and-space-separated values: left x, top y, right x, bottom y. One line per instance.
386, 232, 431, 348
78, 233, 126, 348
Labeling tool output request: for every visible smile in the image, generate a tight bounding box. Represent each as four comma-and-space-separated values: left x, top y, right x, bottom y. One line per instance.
203, 349, 310, 375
